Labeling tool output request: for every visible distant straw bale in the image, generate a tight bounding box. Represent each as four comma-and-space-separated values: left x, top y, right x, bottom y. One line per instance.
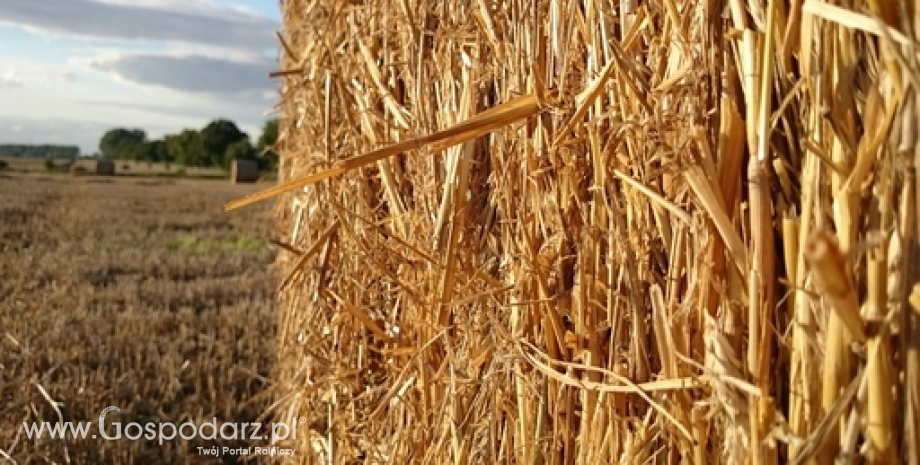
95, 159, 114, 176
227, 1, 920, 463
231, 159, 260, 184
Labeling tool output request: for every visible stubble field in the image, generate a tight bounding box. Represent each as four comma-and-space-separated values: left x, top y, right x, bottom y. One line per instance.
0, 173, 281, 464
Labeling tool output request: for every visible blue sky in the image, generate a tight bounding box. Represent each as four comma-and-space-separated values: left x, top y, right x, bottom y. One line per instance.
0, 0, 282, 154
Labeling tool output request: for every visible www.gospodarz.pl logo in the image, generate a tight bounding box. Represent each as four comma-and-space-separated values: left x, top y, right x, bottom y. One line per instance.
95, 406, 300, 443
99, 406, 120, 423
97, 405, 124, 440
22, 406, 302, 445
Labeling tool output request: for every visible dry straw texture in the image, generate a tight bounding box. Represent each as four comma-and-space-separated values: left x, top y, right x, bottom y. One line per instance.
229, 0, 920, 463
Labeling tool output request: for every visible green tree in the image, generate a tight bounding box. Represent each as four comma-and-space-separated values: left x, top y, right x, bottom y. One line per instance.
132, 139, 167, 163
100, 128, 146, 159
256, 119, 278, 152
256, 119, 279, 171
224, 139, 256, 169
165, 129, 203, 166
154, 140, 170, 164
199, 119, 248, 168
0, 144, 79, 158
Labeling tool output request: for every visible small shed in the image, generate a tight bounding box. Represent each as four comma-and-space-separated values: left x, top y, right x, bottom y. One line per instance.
231, 159, 260, 184
95, 159, 115, 175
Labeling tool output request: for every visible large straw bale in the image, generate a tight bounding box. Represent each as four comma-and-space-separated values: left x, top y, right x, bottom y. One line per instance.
229, 0, 920, 463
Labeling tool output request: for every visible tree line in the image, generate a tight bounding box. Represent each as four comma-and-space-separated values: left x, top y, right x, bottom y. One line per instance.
0, 144, 80, 159
99, 119, 278, 171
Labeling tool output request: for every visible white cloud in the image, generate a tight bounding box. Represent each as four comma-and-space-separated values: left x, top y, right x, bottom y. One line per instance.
0, 0, 277, 51
3, 0, 280, 96
0, 0, 281, 152
0, 66, 80, 87
0, 70, 23, 88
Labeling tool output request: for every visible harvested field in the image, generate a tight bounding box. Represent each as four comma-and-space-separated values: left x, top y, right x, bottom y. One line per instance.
1, 173, 279, 464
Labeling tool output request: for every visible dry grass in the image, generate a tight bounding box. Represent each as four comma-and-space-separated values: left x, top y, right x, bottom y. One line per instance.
1, 173, 278, 464
229, 0, 919, 463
